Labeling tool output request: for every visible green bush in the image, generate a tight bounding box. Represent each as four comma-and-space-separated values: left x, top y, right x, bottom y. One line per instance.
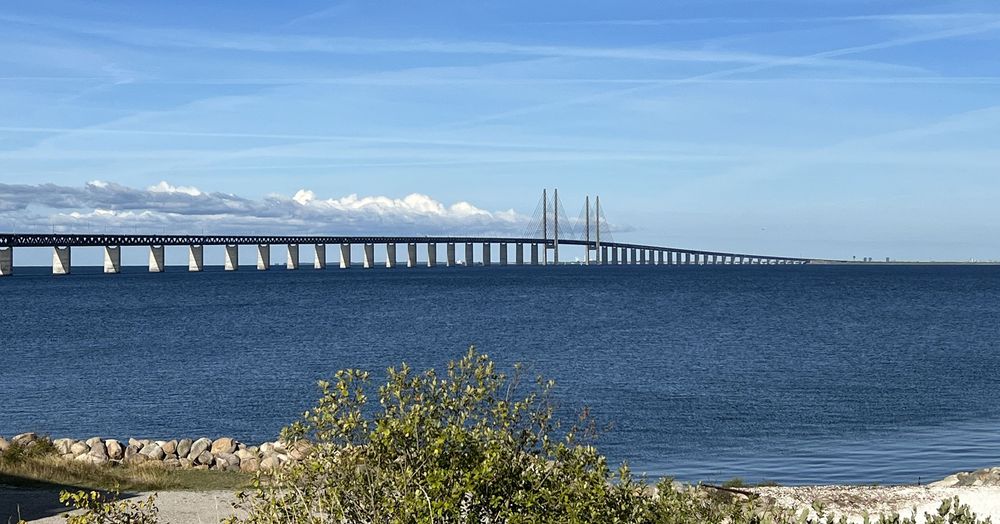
224, 348, 994, 524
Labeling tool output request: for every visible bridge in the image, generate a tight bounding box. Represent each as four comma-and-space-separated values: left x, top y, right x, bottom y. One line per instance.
0, 190, 811, 276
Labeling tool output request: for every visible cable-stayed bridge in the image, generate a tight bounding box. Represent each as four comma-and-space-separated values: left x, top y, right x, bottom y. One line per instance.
0, 189, 811, 276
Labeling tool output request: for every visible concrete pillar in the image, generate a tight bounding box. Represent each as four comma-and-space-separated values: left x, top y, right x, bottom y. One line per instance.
314, 244, 326, 269
364, 243, 375, 268
257, 244, 270, 270
386, 243, 397, 268
189, 245, 204, 272
286, 244, 299, 270
631, 248, 638, 264
482, 243, 491, 266
148, 245, 165, 273
52, 246, 71, 275
224, 245, 239, 270
340, 243, 351, 269
103, 246, 120, 274
530, 243, 539, 265
465, 242, 474, 267
611, 247, 619, 265
407, 243, 417, 268
601, 247, 609, 265
427, 243, 437, 267
499, 243, 508, 265
0, 246, 12, 276
447, 243, 457, 267
515, 243, 524, 265
640, 250, 647, 265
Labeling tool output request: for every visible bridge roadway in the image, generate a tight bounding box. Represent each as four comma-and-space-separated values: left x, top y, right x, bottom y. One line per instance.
0, 233, 810, 276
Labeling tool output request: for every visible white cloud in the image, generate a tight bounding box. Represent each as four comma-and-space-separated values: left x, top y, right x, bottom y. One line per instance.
0, 180, 533, 236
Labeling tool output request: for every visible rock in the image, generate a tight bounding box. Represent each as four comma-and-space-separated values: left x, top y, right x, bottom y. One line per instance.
125, 453, 149, 466
68, 441, 89, 456
289, 441, 311, 461
163, 458, 181, 469
195, 450, 214, 466
0, 437, 8, 453
240, 458, 259, 473
128, 438, 142, 448
189, 438, 211, 459
211, 437, 236, 455
88, 441, 108, 459
235, 449, 256, 461
193, 464, 209, 471
124, 445, 141, 460
260, 456, 281, 471
12, 432, 39, 446
178, 458, 193, 469
218, 452, 240, 468
140, 443, 165, 461
106, 439, 123, 460
53, 438, 73, 455
75, 453, 108, 466
259, 443, 275, 456
177, 438, 192, 458
85, 437, 103, 449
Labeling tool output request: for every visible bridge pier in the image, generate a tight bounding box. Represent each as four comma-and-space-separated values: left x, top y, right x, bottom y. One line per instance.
102, 246, 120, 274
224, 244, 239, 271
407, 243, 417, 268
610, 247, 618, 264
386, 243, 397, 268
340, 243, 351, 269
482, 243, 491, 266
314, 244, 326, 269
364, 243, 375, 268
515, 243, 524, 265
465, 242, 474, 266
447, 243, 457, 267
149, 245, 165, 272
640, 249, 646, 265
0, 246, 11, 276
286, 244, 299, 270
427, 243, 437, 267
51, 246, 71, 275
188, 245, 204, 272
499, 243, 508, 265
530, 243, 539, 265
257, 244, 270, 270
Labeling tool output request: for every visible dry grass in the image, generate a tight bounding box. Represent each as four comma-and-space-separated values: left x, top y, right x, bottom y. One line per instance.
0, 450, 248, 492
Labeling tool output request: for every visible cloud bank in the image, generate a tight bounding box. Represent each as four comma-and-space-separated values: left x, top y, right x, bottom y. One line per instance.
0, 181, 527, 236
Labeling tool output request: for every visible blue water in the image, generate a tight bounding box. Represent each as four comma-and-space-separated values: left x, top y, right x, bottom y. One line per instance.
2, 264, 1000, 485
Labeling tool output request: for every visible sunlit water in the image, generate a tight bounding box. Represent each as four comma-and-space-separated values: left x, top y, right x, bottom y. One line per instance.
2, 264, 999, 485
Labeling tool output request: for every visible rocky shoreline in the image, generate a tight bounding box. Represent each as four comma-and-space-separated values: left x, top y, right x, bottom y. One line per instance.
0, 432, 307, 473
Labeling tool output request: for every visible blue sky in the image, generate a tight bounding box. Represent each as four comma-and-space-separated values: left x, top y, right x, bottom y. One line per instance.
2, 0, 1000, 263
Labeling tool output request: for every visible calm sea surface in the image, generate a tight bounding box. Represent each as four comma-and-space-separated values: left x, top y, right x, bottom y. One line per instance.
2, 264, 999, 485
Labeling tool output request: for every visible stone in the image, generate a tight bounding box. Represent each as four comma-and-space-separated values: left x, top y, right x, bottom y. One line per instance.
85, 437, 102, 449
163, 458, 181, 469
240, 458, 259, 473
53, 438, 73, 455
12, 432, 39, 446
140, 444, 165, 461
128, 438, 142, 448
260, 456, 281, 471
124, 445, 140, 460
88, 441, 108, 459
189, 438, 211, 459
0, 437, 8, 453
125, 453, 149, 465
218, 452, 240, 468
235, 449, 256, 461
195, 450, 214, 466
259, 443, 274, 456
193, 464, 209, 471
178, 458, 193, 469
106, 439, 123, 460
177, 439, 192, 458
70, 441, 90, 457
75, 453, 108, 466
211, 437, 236, 455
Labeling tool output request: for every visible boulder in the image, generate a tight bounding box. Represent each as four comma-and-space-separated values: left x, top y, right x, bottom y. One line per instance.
105, 439, 124, 461
128, 438, 142, 448
75, 453, 108, 466
193, 464, 209, 471
53, 438, 73, 455
240, 458, 260, 473
235, 449, 256, 461
162, 458, 181, 469
177, 439, 192, 458
259, 442, 275, 456
260, 456, 281, 471
211, 437, 236, 455
289, 441, 311, 461
195, 450, 214, 466
189, 438, 211, 459
178, 457, 193, 469
88, 441, 108, 459
140, 443, 165, 461
85, 437, 103, 449
0, 437, 9, 453
70, 441, 90, 457
218, 452, 240, 468
12, 432, 40, 447
125, 453, 149, 466
124, 445, 141, 460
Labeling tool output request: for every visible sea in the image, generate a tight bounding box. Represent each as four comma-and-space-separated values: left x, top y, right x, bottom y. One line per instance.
2, 263, 999, 486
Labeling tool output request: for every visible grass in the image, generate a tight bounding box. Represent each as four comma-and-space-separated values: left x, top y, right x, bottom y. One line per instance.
0, 445, 248, 492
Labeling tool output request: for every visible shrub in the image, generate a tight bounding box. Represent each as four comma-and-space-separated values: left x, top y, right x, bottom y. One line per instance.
58, 489, 158, 524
